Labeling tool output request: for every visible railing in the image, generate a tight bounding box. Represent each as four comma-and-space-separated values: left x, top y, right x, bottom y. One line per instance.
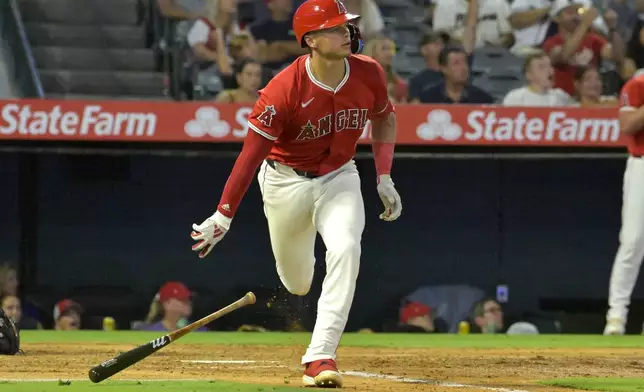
0, 0, 44, 98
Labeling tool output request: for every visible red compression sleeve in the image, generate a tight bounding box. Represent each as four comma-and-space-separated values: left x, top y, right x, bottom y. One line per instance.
217, 131, 275, 218
372, 141, 395, 177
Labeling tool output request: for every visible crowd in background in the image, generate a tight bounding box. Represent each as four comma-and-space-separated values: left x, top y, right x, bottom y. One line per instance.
150, 0, 644, 107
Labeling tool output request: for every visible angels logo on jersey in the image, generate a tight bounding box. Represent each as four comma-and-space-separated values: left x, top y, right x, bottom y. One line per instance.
335, 0, 347, 14
296, 109, 369, 140
257, 105, 277, 127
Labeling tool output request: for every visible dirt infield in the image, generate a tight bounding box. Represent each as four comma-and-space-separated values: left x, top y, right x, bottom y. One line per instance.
1, 342, 643, 391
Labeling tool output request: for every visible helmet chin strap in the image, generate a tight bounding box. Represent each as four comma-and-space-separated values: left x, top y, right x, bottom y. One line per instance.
348, 24, 364, 54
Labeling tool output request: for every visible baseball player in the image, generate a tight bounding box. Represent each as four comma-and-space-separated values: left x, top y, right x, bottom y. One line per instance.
190, 0, 401, 387
604, 73, 644, 335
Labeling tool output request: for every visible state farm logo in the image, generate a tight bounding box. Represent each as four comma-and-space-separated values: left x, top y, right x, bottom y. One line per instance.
415, 109, 619, 144
416, 109, 463, 141
0, 104, 156, 137
184, 107, 231, 138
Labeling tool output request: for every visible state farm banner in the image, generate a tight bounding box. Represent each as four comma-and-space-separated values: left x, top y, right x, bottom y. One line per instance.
0, 99, 625, 146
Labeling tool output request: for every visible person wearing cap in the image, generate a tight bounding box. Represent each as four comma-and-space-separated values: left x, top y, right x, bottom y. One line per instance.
53, 299, 82, 331
249, 0, 308, 72
399, 302, 435, 332
138, 281, 205, 332
542, 0, 624, 96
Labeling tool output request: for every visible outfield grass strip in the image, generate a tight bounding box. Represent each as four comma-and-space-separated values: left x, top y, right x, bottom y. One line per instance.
539, 378, 644, 392
19, 331, 644, 348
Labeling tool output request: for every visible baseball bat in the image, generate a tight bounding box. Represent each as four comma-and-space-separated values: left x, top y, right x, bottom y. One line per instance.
88, 291, 256, 383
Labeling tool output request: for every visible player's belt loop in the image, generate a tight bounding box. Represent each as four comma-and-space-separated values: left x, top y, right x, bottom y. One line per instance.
266, 159, 319, 179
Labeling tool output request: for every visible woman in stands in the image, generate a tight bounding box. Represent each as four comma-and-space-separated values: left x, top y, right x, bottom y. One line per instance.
573, 65, 618, 107
215, 59, 262, 103
224, 33, 273, 90
186, 0, 241, 96
363, 37, 408, 104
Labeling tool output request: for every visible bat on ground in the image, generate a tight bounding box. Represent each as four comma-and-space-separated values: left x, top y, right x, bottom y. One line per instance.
88, 291, 256, 383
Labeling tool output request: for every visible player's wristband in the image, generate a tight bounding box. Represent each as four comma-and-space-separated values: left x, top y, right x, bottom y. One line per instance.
372, 141, 395, 178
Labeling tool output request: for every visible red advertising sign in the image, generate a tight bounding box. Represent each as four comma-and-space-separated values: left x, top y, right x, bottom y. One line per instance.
0, 99, 625, 146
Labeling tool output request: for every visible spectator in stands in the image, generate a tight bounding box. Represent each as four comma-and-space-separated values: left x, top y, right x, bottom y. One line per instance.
433, 0, 514, 49
1, 295, 41, 330
343, 0, 385, 41
249, 0, 307, 73
138, 281, 205, 332
470, 297, 504, 334
363, 37, 408, 104
508, 0, 556, 57
418, 45, 495, 104
543, 1, 625, 96
607, 0, 640, 41
0, 264, 18, 297
503, 50, 573, 106
621, 0, 644, 79
509, 0, 613, 57
215, 59, 262, 102
399, 301, 435, 332
573, 65, 618, 107
53, 299, 82, 331
408, 32, 447, 103
186, 0, 240, 96
224, 32, 274, 89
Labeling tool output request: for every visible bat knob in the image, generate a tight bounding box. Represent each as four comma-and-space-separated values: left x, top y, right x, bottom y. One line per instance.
88, 369, 102, 383
246, 292, 256, 305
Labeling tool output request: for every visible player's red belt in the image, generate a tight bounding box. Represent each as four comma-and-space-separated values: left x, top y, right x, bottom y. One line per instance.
266, 159, 321, 179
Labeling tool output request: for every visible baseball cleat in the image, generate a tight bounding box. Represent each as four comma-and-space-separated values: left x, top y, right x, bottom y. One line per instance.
302, 359, 343, 388
603, 318, 625, 335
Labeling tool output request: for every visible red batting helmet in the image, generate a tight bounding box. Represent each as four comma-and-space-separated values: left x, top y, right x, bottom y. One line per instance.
293, 0, 361, 48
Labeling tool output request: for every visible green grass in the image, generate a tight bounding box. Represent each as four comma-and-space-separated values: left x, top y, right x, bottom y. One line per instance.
19, 331, 644, 349
0, 380, 302, 392
540, 378, 644, 391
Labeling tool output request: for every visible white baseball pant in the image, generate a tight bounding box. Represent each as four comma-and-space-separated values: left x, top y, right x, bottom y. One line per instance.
607, 156, 644, 321
257, 159, 365, 364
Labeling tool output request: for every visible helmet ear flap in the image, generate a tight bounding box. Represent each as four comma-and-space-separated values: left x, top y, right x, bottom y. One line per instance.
348, 24, 363, 54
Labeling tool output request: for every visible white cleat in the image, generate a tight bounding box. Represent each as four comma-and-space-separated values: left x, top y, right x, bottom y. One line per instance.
603, 318, 625, 335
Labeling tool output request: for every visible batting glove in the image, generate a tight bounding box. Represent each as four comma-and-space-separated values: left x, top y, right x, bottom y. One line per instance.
190, 211, 231, 258
376, 175, 402, 221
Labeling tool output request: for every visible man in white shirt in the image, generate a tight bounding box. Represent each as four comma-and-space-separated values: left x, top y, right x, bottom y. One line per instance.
509, 0, 612, 57
433, 0, 514, 49
503, 50, 574, 106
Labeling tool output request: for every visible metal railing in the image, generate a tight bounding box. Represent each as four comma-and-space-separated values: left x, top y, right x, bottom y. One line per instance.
0, 0, 44, 98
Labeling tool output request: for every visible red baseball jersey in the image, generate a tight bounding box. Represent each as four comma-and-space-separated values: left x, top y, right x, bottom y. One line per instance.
619, 75, 644, 156
542, 32, 607, 96
246, 54, 394, 175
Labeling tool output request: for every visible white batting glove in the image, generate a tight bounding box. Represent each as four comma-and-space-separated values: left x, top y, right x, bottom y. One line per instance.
376, 175, 402, 221
190, 211, 231, 258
